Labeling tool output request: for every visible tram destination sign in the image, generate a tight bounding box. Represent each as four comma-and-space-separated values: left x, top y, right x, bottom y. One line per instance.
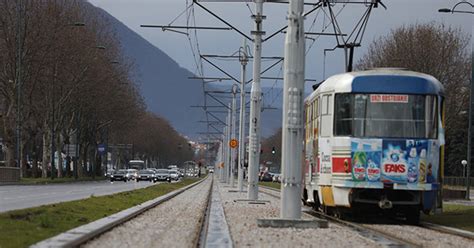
370, 94, 408, 103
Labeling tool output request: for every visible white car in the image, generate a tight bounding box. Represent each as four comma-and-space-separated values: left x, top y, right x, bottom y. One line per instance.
169, 169, 179, 181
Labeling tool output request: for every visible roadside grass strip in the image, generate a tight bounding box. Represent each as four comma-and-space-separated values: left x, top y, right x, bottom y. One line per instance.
422, 204, 474, 232
259, 181, 281, 190
19, 177, 107, 185
0, 178, 198, 248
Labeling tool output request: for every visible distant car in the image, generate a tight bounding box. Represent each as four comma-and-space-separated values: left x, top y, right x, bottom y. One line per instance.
209, 168, 214, 173
155, 169, 170, 181
126, 169, 138, 181
260, 172, 273, 182
110, 170, 128, 182
137, 170, 156, 182
178, 169, 184, 178
169, 169, 179, 181
104, 170, 114, 178
272, 173, 281, 183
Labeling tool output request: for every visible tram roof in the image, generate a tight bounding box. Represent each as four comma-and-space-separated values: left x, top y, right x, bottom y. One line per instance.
309, 69, 444, 99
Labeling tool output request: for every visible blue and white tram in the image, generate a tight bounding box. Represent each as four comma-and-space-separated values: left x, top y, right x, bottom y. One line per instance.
303, 69, 445, 223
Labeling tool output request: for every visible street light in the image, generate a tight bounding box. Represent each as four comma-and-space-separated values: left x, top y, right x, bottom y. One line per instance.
438, 1, 474, 14
462, 160, 470, 200
462, 160, 468, 177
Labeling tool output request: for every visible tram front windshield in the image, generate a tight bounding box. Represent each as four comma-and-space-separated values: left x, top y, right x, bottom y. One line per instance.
334, 94, 437, 139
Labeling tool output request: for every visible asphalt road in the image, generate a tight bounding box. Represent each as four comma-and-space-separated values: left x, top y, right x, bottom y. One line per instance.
0, 180, 161, 213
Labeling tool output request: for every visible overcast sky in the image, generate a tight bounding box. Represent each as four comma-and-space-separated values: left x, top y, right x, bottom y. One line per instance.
88, 0, 472, 92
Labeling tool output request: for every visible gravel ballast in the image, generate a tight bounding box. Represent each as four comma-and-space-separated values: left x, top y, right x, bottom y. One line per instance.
83, 177, 211, 248
363, 224, 474, 247
218, 183, 380, 247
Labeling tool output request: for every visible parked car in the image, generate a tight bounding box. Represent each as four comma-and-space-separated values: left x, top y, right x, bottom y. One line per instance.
110, 170, 128, 182
169, 169, 180, 181
137, 170, 156, 182
155, 169, 170, 181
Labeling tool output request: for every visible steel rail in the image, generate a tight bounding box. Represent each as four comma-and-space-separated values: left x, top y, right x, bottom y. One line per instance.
258, 186, 420, 248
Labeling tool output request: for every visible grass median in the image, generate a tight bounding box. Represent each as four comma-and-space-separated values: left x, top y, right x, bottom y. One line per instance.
422, 204, 474, 232
259, 181, 281, 190
0, 178, 200, 248
19, 176, 106, 185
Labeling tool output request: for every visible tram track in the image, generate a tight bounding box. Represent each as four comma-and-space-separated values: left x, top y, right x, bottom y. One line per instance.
259, 185, 473, 247
33, 177, 211, 248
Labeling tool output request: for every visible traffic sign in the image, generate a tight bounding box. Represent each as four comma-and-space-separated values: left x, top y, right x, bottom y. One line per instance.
229, 139, 238, 148
98, 144, 107, 155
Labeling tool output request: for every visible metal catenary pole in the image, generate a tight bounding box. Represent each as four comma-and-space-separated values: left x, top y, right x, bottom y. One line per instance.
223, 124, 228, 183
281, 0, 305, 219
226, 105, 232, 183
230, 84, 238, 187
238, 40, 248, 192
219, 139, 224, 181
467, 51, 473, 200
247, 0, 264, 200
220, 130, 225, 181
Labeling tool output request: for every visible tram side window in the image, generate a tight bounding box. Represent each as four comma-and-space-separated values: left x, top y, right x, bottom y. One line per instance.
334, 94, 352, 136
321, 94, 332, 137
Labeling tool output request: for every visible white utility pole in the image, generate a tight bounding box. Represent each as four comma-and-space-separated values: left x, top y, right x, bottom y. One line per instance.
281, 0, 305, 219
238, 40, 248, 192
226, 104, 232, 183
218, 141, 222, 179
247, 0, 264, 200
230, 85, 238, 187
222, 124, 228, 183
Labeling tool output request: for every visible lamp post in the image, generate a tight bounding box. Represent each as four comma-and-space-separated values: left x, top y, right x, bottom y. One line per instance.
439, 1, 473, 200
438, 1, 474, 14
16, 0, 22, 176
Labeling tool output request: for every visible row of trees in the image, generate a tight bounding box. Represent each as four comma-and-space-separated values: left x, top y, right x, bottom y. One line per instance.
0, 0, 193, 178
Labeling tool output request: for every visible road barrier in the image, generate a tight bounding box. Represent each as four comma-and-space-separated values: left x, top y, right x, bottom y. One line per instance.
0, 167, 20, 182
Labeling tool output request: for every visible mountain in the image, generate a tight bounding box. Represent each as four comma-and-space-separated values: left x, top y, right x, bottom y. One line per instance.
93, 5, 286, 139
93, 6, 204, 138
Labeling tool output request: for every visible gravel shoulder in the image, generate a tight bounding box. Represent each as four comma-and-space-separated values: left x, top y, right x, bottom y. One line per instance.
83, 177, 212, 248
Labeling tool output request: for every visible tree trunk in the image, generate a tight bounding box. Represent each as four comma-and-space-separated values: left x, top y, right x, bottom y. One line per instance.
42, 131, 50, 178
5, 142, 15, 168
81, 143, 89, 176
32, 158, 38, 178
56, 135, 63, 178
21, 143, 27, 178
77, 143, 84, 177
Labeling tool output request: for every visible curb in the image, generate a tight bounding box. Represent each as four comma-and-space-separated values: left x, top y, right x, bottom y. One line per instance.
32, 177, 208, 248
420, 221, 474, 240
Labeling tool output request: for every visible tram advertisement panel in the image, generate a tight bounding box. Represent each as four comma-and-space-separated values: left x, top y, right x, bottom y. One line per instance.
351, 139, 382, 182
381, 140, 409, 183
351, 139, 438, 184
